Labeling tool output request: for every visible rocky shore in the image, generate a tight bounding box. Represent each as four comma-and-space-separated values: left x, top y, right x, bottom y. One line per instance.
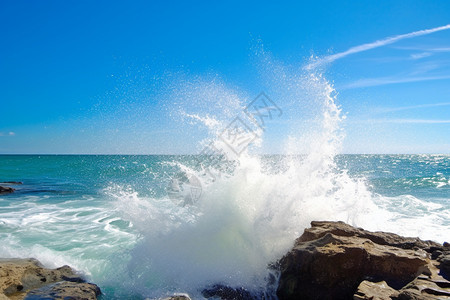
276, 221, 450, 300
0, 258, 100, 299
1, 221, 448, 299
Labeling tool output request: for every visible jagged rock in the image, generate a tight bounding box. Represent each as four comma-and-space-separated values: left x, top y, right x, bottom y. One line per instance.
353, 280, 398, 300
277, 221, 434, 300
438, 252, 450, 279
395, 277, 450, 299
24, 281, 101, 300
202, 284, 257, 300
0, 186, 14, 194
296, 221, 440, 250
0, 258, 100, 299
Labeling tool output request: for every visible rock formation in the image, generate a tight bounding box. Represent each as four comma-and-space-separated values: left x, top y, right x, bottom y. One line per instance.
276, 221, 450, 300
0, 258, 100, 299
0, 181, 21, 194
0, 186, 14, 194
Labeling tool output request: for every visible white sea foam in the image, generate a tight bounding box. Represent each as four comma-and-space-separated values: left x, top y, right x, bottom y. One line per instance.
0, 194, 137, 282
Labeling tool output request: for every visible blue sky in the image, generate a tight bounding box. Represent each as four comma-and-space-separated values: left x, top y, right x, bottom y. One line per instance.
1, 0, 449, 154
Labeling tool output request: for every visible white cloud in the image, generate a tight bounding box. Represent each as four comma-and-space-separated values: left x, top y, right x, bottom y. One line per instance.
341, 74, 450, 89
305, 24, 450, 70
396, 46, 450, 52
365, 119, 450, 124
376, 102, 450, 113
410, 52, 432, 60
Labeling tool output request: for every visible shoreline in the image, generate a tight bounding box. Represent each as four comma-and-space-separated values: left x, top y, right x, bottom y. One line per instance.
1, 221, 448, 299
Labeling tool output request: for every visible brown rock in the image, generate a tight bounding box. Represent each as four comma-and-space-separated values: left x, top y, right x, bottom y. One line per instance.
277, 221, 432, 300
0, 258, 98, 299
24, 281, 101, 300
0, 186, 14, 195
353, 280, 398, 300
297, 221, 440, 250
395, 277, 450, 299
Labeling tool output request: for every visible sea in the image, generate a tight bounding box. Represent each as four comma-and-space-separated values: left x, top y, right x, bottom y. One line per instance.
0, 71, 449, 299
0, 154, 448, 299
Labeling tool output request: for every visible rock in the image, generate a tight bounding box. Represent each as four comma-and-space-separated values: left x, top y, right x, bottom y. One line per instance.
0, 181, 22, 185
24, 281, 100, 300
160, 295, 192, 300
276, 221, 434, 300
431, 250, 442, 260
438, 252, 450, 279
354, 277, 450, 300
395, 276, 450, 299
0, 186, 15, 194
353, 280, 398, 300
296, 221, 440, 251
0, 258, 100, 299
202, 284, 257, 300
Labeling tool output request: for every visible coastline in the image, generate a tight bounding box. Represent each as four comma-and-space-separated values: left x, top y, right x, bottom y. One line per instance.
2, 221, 448, 299
0, 258, 100, 299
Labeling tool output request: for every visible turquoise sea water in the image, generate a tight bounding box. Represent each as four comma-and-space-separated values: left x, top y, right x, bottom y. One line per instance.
0, 154, 448, 299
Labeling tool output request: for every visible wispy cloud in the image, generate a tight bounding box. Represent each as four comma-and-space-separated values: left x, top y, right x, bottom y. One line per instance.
395, 46, 450, 52
305, 24, 450, 69
368, 119, 450, 124
405, 47, 450, 60
0, 132, 15, 136
350, 119, 450, 124
376, 102, 450, 113
410, 52, 432, 60
341, 74, 450, 89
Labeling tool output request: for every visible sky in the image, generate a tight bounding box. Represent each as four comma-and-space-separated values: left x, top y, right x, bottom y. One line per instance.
1, 0, 449, 154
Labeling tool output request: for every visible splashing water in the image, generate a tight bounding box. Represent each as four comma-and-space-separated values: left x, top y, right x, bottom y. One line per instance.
109, 66, 389, 298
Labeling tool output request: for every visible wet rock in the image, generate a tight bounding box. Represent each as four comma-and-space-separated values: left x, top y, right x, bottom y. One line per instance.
438, 252, 450, 279
296, 221, 440, 250
395, 276, 450, 299
0, 258, 100, 299
353, 280, 398, 300
0, 186, 15, 194
24, 281, 101, 300
277, 221, 434, 300
0, 181, 22, 185
161, 295, 191, 300
202, 284, 257, 300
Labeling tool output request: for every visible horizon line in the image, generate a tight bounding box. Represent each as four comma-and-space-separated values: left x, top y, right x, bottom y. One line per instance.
0, 153, 448, 156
